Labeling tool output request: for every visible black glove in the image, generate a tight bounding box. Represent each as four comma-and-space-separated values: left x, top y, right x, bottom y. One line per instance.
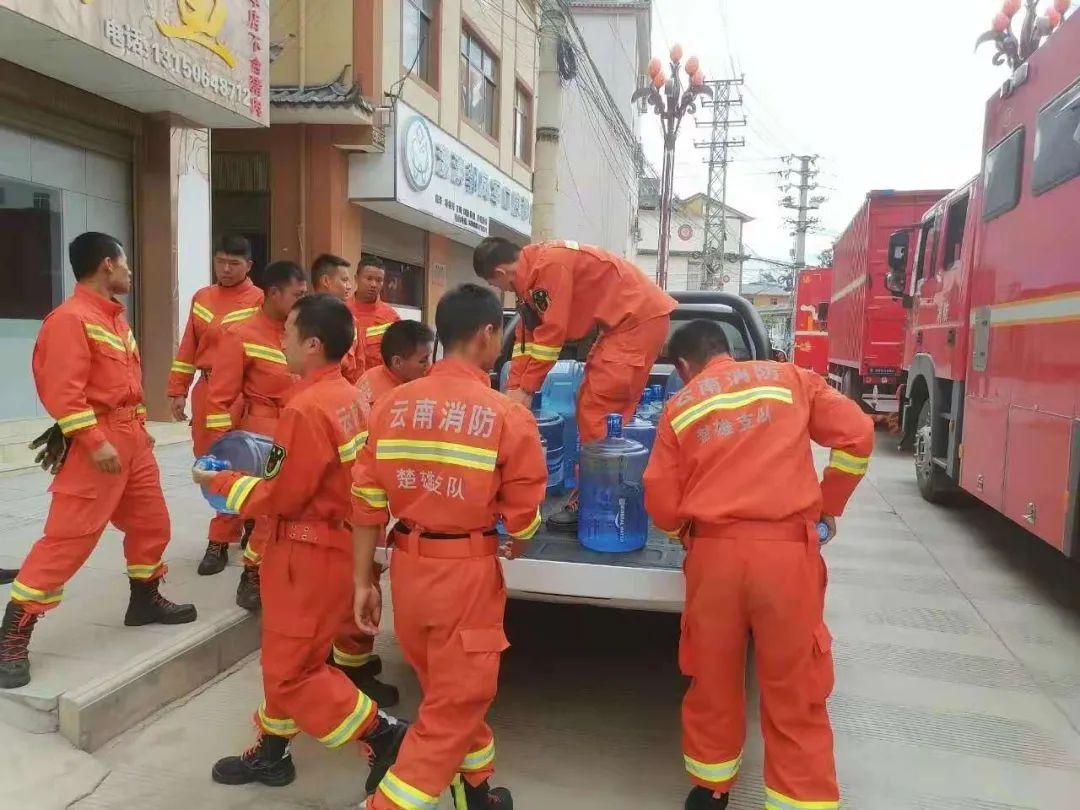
28, 423, 69, 475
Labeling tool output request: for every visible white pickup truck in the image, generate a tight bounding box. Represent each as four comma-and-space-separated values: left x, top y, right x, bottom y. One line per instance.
495, 291, 773, 613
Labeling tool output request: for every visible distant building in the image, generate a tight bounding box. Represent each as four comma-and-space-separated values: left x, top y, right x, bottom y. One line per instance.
635, 191, 752, 294
742, 281, 794, 350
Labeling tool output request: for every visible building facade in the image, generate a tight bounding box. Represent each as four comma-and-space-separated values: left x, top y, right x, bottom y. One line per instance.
742, 280, 794, 351
636, 191, 750, 294
213, 0, 538, 323
0, 0, 269, 433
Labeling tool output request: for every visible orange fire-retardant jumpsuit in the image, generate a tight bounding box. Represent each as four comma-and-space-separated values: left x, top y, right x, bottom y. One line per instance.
205, 308, 298, 563
508, 241, 676, 443
349, 298, 401, 369
642, 355, 874, 809
340, 324, 367, 385
168, 278, 263, 545
353, 357, 546, 809
330, 362, 405, 671
207, 364, 380, 748
12, 286, 170, 614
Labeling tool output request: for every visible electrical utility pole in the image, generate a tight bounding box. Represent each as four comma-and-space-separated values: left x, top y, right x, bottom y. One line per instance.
779, 154, 823, 272
532, 0, 567, 240
694, 77, 744, 292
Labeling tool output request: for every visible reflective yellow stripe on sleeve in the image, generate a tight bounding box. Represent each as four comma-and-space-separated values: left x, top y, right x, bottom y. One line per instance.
206, 413, 233, 430
221, 306, 259, 325
84, 323, 127, 352
352, 485, 389, 509
827, 449, 869, 476
171, 359, 196, 375
365, 322, 393, 339
242, 342, 288, 365
57, 409, 98, 436
508, 509, 542, 540
225, 476, 261, 512
338, 431, 369, 463
671, 386, 794, 435
511, 342, 562, 362
192, 301, 214, 323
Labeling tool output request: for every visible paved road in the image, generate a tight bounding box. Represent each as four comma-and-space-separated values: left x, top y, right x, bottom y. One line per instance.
73, 440, 1080, 809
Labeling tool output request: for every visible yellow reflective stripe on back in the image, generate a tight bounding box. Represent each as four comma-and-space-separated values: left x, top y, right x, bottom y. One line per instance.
192, 301, 214, 323
171, 359, 196, 374
508, 509, 542, 540
365, 322, 393, 338
84, 323, 126, 352
684, 752, 742, 783
10, 580, 63, 605
221, 306, 259, 325
460, 739, 495, 771
57, 409, 98, 435
764, 787, 839, 810
671, 386, 794, 434
226, 476, 261, 512
317, 690, 375, 748
379, 771, 440, 809
375, 439, 498, 472
828, 449, 869, 475
352, 484, 389, 508
243, 342, 287, 365
338, 431, 369, 463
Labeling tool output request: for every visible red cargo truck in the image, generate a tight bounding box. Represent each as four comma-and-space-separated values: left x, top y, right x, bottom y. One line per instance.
792, 267, 832, 375
886, 10, 1080, 556
828, 190, 950, 413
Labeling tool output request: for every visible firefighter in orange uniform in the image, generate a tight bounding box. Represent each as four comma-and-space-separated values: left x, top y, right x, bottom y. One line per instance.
473, 236, 676, 532
168, 235, 263, 573
348, 255, 401, 369
194, 294, 407, 795
353, 284, 547, 810
202, 261, 307, 609
311, 253, 367, 383
641, 320, 874, 810
1, 233, 196, 690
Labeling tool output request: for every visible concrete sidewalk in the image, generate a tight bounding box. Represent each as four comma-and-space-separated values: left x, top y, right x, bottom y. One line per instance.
0, 439, 260, 760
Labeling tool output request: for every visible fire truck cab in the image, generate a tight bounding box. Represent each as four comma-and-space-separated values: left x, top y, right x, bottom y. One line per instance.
887, 13, 1080, 556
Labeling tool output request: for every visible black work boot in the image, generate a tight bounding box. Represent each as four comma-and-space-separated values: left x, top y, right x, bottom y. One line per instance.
124, 578, 197, 626
211, 732, 296, 787
331, 654, 400, 708
453, 777, 514, 809
0, 568, 18, 585
362, 712, 410, 796
685, 786, 730, 809
0, 601, 37, 689
197, 541, 229, 576
545, 490, 579, 534
235, 564, 261, 612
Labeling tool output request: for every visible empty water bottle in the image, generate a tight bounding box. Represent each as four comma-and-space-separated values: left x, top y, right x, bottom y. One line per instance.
193, 455, 232, 513
623, 416, 657, 454
578, 414, 650, 553
540, 360, 585, 489
644, 384, 665, 424
533, 410, 565, 493
196, 431, 274, 515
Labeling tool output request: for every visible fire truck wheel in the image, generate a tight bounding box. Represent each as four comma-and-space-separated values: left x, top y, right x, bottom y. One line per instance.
914, 398, 954, 504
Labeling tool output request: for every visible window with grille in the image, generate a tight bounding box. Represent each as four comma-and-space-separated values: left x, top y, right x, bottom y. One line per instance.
460, 27, 498, 137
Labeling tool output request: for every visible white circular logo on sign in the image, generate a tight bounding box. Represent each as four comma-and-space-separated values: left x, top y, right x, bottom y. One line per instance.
401, 115, 434, 192
723, 274, 732, 283
678, 224, 693, 241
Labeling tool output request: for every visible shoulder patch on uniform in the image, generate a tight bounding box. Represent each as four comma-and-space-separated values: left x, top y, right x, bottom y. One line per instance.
264, 445, 287, 479
531, 289, 550, 313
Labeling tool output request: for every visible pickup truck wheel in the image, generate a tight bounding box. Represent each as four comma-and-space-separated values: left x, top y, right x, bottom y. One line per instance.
914, 398, 954, 504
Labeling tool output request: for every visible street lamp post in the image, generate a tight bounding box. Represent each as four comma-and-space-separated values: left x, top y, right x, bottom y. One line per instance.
633, 45, 712, 289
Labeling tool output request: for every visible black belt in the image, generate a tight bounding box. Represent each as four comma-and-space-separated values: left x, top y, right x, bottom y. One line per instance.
393, 521, 498, 540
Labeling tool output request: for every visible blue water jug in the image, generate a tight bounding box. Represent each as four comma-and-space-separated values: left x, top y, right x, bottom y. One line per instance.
196, 430, 274, 515
665, 370, 684, 401
533, 410, 565, 493
634, 386, 654, 421
540, 360, 585, 489
645, 384, 665, 424
578, 414, 650, 553
623, 417, 657, 454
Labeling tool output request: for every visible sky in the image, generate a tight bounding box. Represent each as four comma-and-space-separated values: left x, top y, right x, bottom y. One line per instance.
640, 0, 1073, 276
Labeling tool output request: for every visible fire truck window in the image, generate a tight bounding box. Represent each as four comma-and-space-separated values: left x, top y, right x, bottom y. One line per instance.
982, 128, 1024, 221
1032, 78, 1080, 196
913, 216, 937, 285
942, 194, 969, 270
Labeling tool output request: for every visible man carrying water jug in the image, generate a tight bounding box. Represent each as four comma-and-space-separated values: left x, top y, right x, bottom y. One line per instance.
642, 319, 873, 810
473, 237, 675, 532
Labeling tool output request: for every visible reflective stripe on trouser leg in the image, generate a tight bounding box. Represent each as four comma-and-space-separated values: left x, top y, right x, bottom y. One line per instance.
9, 580, 63, 611
377, 771, 440, 809
332, 645, 378, 667
683, 752, 742, 789
459, 737, 495, 773
255, 703, 300, 738
765, 787, 839, 810
317, 690, 375, 748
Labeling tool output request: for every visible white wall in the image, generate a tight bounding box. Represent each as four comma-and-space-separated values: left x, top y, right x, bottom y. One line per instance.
636, 205, 744, 293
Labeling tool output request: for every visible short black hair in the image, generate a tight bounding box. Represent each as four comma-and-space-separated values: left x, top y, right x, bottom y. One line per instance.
69, 232, 124, 281
473, 236, 521, 279
215, 234, 251, 259
311, 253, 351, 289
667, 320, 732, 365
381, 319, 435, 365
292, 293, 355, 362
358, 254, 385, 273
436, 284, 503, 349
263, 260, 307, 292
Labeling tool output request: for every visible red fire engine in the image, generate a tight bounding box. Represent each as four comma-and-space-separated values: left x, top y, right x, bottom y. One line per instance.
828, 190, 950, 413
792, 267, 832, 375
887, 9, 1080, 555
